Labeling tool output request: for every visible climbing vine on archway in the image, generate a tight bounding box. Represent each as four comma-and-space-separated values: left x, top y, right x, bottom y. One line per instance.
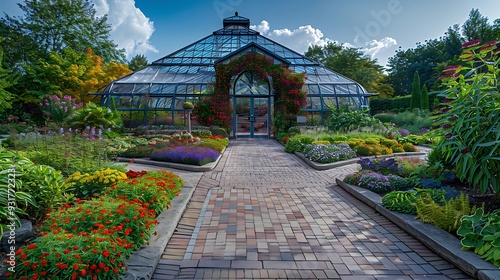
193, 52, 306, 134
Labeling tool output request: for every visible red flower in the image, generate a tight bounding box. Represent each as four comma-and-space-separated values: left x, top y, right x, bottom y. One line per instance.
102, 250, 110, 258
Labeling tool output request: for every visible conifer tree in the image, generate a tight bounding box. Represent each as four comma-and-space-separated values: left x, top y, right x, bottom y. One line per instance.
421, 84, 429, 110
410, 71, 421, 109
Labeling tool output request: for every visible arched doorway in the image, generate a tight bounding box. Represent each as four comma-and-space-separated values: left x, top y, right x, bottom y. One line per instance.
232, 72, 273, 138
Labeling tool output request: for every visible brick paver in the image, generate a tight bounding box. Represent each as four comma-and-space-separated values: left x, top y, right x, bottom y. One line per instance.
152, 139, 471, 279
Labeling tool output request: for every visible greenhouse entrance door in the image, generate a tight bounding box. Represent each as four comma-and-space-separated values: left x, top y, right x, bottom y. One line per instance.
235, 97, 270, 138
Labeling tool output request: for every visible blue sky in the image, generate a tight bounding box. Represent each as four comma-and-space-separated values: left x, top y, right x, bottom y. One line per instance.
2, 0, 500, 68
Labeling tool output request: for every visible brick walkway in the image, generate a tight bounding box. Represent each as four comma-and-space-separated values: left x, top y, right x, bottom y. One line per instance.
152, 139, 471, 280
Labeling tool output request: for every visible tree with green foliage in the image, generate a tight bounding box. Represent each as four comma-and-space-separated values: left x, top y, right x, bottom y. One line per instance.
410, 71, 421, 109
128, 54, 148, 71
0, 39, 20, 113
462, 9, 496, 42
305, 42, 394, 97
0, 0, 125, 65
421, 85, 429, 110
387, 8, 499, 96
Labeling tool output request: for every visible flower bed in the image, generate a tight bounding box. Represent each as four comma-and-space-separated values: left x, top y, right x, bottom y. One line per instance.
150, 146, 220, 166
5, 170, 184, 279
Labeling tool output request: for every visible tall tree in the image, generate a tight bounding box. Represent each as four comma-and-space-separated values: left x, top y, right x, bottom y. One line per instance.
0, 39, 20, 113
410, 71, 421, 109
305, 42, 394, 97
23, 47, 131, 103
462, 9, 495, 42
128, 54, 148, 71
0, 0, 125, 64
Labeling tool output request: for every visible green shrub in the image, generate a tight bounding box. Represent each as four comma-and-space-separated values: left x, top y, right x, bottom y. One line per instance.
380, 138, 398, 148
192, 129, 212, 137
382, 190, 418, 214
415, 193, 475, 233
402, 143, 418, 152
65, 102, 123, 131
209, 126, 229, 138
382, 188, 446, 214
387, 174, 410, 191
374, 113, 394, 123
332, 135, 348, 141
364, 138, 380, 145
329, 110, 384, 132
312, 140, 330, 145
391, 144, 405, 153
284, 135, 314, 153
197, 137, 228, 153
120, 144, 154, 158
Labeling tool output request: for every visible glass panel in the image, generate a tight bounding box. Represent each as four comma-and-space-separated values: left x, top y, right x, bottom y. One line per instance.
305, 96, 322, 109
234, 72, 269, 95
337, 97, 359, 111
147, 111, 173, 126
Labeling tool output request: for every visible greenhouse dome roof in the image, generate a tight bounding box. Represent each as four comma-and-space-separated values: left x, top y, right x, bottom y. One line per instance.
98, 13, 370, 134
102, 12, 369, 99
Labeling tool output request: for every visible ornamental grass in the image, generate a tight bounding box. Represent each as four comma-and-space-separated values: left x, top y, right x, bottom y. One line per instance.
6, 170, 184, 280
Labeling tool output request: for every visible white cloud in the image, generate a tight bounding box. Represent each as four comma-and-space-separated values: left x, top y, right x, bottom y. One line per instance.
251, 20, 333, 53
92, 0, 158, 59
361, 37, 397, 58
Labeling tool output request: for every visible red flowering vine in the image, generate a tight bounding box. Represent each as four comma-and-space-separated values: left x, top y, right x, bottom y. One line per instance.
193, 52, 306, 134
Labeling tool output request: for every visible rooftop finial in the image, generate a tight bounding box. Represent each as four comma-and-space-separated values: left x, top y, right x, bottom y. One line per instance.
235, 11, 238, 16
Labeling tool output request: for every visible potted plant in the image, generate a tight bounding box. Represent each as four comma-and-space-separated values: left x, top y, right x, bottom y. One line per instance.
182, 102, 194, 111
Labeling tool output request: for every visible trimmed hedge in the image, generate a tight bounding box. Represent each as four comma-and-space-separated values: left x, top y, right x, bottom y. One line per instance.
369, 91, 439, 114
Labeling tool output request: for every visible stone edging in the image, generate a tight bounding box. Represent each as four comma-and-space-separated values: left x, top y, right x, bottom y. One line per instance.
336, 179, 500, 280
295, 151, 427, 170
123, 181, 197, 280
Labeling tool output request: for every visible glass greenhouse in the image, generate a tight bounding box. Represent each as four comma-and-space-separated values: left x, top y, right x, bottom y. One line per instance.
95, 13, 371, 138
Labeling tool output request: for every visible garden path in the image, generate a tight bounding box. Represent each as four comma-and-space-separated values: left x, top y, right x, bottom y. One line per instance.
146, 139, 470, 280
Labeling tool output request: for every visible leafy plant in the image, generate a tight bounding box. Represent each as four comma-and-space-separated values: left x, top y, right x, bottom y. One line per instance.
433, 41, 500, 194
329, 109, 384, 132
119, 144, 154, 158
382, 188, 447, 214
0, 151, 37, 234
387, 174, 410, 191
197, 136, 229, 153
284, 135, 314, 153
382, 190, 418, 214
415, 193, 475, 233
458, 208, 500, 267
65, 102, 123, 131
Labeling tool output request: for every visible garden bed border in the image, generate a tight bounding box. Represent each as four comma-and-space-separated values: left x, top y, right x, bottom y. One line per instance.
295, 151, 427, 170
123, 180, 196, 280
336, 179, 500, 280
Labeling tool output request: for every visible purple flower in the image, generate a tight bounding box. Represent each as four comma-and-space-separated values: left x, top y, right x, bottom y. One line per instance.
150, 146, 220, 166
